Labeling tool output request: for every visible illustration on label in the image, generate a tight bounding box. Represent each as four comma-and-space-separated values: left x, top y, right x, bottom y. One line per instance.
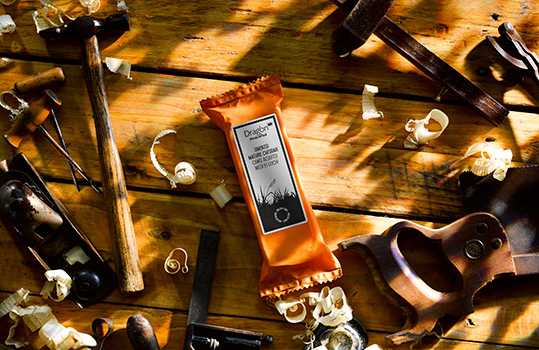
233, 114, 307, 234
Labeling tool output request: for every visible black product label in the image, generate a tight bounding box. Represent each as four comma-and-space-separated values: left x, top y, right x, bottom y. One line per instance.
233, 114, 307, 235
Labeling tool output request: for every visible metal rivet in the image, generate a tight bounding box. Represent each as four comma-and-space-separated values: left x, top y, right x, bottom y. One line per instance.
490, 237, 503, 250
475, 221, 488, 234
464, 239, 485, 260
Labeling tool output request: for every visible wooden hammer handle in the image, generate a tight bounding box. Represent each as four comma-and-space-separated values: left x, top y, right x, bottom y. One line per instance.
81, 35, 144, 293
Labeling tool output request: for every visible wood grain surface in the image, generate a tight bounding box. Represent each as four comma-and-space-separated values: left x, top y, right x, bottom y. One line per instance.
0, 0, 538, 349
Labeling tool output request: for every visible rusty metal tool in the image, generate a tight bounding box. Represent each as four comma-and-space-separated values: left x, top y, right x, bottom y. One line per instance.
92, 318, 114, 350
339, 213, 515, 346
487, 22, 539, 86
49, 109, 80, 191
39, 14, 144, 293
184, 229, 274, 350
3, 90, 102, 194
0, 153, 117, 308
330, 0, 509, 126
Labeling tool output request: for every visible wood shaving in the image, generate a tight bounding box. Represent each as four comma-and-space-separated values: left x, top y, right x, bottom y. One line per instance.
404, 109, 449, 149
150, 130, 196, 188
0, 15, 16, 35
362, 84, 384, 120
464, 142, 512, 181
164, 248, 189, 274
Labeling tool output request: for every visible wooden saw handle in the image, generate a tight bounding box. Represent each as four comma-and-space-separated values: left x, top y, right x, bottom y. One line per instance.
339, 213, 516, 346
81, 35, 144, 293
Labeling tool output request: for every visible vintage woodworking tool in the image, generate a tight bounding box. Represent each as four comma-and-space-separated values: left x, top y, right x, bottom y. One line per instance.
92, 318, 114, 350
487, 22, 539, 86
184, 230, 274, 350
8, 67, 78, 189
0, 153, 117, 308
39, 14, 144, 293
338, 213, 513, 345
3, 90, 102, 194
49, 109, 80, 191
338, 205, 539, 346
330, 0, 509, 126
127, 314, 161, 350
13, 67, 66, 95
460, 166, 539, 276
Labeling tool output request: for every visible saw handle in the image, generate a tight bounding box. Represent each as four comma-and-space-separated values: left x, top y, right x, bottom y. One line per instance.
81, 34, 144, 293
339, 213, 516, 346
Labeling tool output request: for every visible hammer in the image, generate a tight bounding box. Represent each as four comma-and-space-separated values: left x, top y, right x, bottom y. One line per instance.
331, 0, 509, 126
39, 14, 144, 293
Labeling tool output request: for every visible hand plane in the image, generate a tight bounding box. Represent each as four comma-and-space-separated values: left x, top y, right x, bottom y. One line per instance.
339, 212, 521, 346
0, 153, 116, 308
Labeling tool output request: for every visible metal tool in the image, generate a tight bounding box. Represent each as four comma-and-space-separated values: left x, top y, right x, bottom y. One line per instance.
339, 212, 514, 346
184, 230, 273, 350
92, 317, 114, 350
487, 22, 539, 86
39, 13, 144, 293
127, 314, 161, 350
0, 153, 117, 308
304, 318, 368, 350
3, 90, 102, 194
9, 67, 78, 190
50, 109, 80, 191
460, 166, 539, 276
330, 0, 509, 126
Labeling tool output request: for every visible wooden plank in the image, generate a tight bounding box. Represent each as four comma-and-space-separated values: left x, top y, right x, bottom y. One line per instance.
1, 62, 538, 221
0, 183, 537, 348
1, 1, 539, 107
0, 292, 532, 350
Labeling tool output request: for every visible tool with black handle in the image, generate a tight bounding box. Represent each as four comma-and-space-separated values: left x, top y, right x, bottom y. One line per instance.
39, 14, 144, 293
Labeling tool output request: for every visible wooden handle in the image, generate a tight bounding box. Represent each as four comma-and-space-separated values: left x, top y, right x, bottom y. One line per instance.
127, 314, 161, 350
81, 35, 144, 293
339, 213, 515, 346
14, 67, 66, 95
4, 90, 61, 148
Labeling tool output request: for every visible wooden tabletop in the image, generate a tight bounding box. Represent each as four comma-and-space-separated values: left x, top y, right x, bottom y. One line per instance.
0, 0, 538, 349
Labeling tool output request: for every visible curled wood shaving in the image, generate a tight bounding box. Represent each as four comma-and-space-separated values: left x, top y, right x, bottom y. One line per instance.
0, 15, 16, 35
404, 109, 449, 149
150, 130, 196, 188
105, 57, 132, 79
464, 142, 512, 181
0, 288, 30, 319
210, 182, 233, 208
362, 84, 383, 120
40, 270, 72, 302
0, 90, 28, 119
0, 57, 13, 68
274, 286, 354, 348
164, 248, 189, 274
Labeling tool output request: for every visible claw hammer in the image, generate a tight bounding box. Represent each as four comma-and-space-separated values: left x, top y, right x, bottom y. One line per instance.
39, 14, 144, 293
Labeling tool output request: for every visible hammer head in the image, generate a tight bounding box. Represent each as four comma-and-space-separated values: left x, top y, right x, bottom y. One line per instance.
332, 0, 396, 57
38, 13, 130, 40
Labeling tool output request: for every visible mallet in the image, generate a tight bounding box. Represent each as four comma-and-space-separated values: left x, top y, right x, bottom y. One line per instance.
39, 14, 144, 293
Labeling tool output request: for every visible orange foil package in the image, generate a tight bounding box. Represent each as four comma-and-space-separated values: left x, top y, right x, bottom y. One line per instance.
200, 76, 342, 297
